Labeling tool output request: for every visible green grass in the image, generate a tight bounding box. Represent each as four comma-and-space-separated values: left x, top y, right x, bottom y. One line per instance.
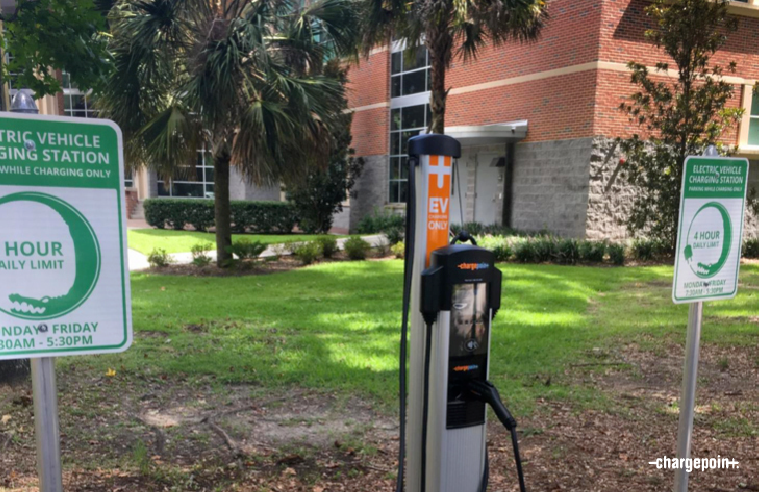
126, 228, 346, 255
73, 262, 759, 415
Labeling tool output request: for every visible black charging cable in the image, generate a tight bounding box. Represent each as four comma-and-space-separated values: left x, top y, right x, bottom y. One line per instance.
396, 156, 417, 492
451, 230, 477, 245
467, 380, 527, 492
420, 320, 433, 492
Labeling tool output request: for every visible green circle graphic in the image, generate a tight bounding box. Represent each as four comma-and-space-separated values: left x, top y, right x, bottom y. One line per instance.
0, 192, 101, 320
684, 202, 732, 279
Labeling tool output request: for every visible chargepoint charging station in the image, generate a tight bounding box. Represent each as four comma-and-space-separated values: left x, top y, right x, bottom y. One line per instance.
396, 133, 525, 492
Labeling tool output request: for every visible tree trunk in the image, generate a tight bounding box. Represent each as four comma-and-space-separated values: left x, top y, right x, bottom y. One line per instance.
427, 31, 451, 135
214, 155, 232, 267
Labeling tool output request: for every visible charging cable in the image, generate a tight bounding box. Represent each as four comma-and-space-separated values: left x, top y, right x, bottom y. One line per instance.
467, 380, 527, 492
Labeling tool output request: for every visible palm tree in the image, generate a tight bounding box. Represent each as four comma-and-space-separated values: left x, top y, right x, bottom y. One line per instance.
360, 0, 547, 134
99, 0, 359, 265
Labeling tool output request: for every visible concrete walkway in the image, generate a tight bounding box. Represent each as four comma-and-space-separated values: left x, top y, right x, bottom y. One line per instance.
127, 234, 387, 271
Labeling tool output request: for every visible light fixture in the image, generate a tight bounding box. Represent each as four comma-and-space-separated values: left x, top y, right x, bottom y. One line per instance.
10, 91, 39, 114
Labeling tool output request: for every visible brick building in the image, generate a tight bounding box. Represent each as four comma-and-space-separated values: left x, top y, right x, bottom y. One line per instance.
343, 0, 759, 238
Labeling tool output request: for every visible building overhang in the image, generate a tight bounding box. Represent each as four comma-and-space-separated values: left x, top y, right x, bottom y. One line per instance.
444, 120, 527, 146
0, 0, 16, 17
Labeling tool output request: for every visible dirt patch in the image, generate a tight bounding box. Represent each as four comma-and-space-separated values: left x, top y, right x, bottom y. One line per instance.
2, 340, 757, 491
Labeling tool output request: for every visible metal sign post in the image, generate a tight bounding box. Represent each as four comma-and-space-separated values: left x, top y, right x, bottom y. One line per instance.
3, 93, 132, 491
31, 357, 63, 492
671, 146, 748, 492
673, 302, 703, 492
10, 92, 64, 492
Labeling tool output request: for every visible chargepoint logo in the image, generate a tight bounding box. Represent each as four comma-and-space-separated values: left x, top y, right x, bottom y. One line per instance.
684, 202, 731, 279
458, 262, 490, 271
0, 191, 101, 320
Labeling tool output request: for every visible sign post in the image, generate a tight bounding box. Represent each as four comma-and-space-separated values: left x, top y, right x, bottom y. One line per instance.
671, 148, 749, 492
0, 108, 132, 491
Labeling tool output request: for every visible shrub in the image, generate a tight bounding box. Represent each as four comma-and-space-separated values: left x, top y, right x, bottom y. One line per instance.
375, 238, 391, 257
556, 238, 579, 264
514, 239, 538, 263
292, 241, 322, 265
452, 223, 522, 237
317, 236, 339, 258
744, 237, 759, 258
344, 236, 371, 260
391, 241, 405, 259
477, 235, 512, 262
144, 199, 298, 233
385, 226, 404, 245
227, 239, 267, 260
147, 248, 171, 268
0, 360, 30, 384
191, 242, 213, 267
357, 209, 405, 234
533, 236, 556, 262
579, 240, 605, 263
608, 243, 626, 265
632, 238, 671, 261
492, 242, 513, 262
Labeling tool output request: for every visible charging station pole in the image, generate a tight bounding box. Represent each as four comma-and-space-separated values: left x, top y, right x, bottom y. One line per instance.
407, 134, 460, 492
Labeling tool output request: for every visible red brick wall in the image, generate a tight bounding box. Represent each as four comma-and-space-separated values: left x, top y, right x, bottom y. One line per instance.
593, 69, 744, 142
125, 189, 139, 219
346, 0, 759, 153
351, 107, 389, 156
346, 50, 390, 110
447, 70, 598, 141
447, 0, 604, 88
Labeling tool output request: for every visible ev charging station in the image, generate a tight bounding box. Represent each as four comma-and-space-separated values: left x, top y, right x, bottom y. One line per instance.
397, 134, 525, 492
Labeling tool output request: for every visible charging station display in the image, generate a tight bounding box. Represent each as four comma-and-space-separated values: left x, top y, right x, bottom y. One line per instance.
448, 283, 489, 429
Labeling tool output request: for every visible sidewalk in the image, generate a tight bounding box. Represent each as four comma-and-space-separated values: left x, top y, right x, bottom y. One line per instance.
127, 234, 387, 271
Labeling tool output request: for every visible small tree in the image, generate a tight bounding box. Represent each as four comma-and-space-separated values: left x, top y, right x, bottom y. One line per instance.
619, 0, 742, 249
286, 111, 364, 234
99, 0, 359, 266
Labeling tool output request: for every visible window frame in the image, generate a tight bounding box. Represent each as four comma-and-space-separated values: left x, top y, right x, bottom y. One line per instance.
388, 40, 431, 204
156, 143, 216, 200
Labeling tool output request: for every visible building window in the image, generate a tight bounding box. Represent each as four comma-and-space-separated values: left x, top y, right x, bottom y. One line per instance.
389, 104, 431, 203
391, 46, 430, 98
62, 72, 98, 118
389, 43, 431, 203
157, 144, 215, 199
747, 89, 759, 146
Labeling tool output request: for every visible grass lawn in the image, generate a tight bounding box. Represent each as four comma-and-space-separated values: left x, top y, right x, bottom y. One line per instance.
71, 261, 759, 415
126, 228, 346, 255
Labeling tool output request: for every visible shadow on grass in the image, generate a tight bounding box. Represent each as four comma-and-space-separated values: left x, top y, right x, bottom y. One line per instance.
65, 261, 759, 414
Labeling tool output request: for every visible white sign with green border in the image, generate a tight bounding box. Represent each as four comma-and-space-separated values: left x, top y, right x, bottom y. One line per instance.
0, 113, 132, 359
673, 156, 749, 304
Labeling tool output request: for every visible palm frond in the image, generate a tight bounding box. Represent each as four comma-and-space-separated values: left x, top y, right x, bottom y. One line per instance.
138, 105, 202, 180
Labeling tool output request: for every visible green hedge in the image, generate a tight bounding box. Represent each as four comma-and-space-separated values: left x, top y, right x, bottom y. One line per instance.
144, 199, 298, 233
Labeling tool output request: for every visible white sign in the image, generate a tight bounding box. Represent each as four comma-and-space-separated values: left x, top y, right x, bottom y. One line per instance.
673, 156, 749, 304
0, 113, 132, 359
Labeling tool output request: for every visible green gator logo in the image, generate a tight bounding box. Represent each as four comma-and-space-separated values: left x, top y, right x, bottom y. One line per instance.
684, 202, 732, 279
0, 192, 101, 320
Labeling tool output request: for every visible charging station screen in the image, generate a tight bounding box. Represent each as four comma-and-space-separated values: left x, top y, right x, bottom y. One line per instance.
450, 283, 489, 357
447, 282, 489, 429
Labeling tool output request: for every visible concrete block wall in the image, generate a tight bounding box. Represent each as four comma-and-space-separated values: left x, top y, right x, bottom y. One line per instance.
349, 155, 389, 231
511, 137, 593, 238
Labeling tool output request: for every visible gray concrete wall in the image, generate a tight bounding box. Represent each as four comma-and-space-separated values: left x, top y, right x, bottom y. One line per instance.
349, 155, 389, 232
585, 137, 633, 240
585, 138, 759, 240
511, 137, 593, 238
229, 165, 281, 201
